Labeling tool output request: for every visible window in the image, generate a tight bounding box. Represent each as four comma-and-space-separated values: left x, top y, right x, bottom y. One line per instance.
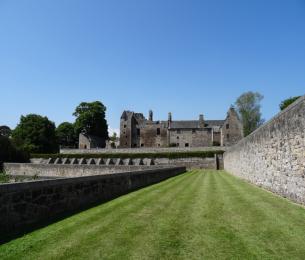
157, 128, 160, 135
177, 136, 179, 139
192, 129, 196, 133
185, 143, 189, 147
137, 129, 140, 135
226, 124, 229, 129
124, 124, 127, 128
141, 143, 144, 147
227, 134, 229, 139
158, 144, 160, 147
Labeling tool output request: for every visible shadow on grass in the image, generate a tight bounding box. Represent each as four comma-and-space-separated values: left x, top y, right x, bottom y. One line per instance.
0, 189, 138, 245
0, 170, 188, 245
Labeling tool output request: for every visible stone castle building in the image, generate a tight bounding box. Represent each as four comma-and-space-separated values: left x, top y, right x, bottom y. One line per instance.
120, 107, 243, 148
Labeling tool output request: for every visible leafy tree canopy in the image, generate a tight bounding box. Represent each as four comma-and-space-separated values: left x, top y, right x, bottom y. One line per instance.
235, 91, 264, 137
73, 101, 109, 139
110, 132, 117, 142
12, 114, 58, 153
0, 125, 12, 137
56, 122, 77, 148
279, 96, 301, 111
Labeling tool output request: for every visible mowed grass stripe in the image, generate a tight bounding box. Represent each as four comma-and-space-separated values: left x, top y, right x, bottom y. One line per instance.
217, 172, 305, 258
201, 171, 257, 258
62, 170, 199, 259
2, 170, 305, 259
129, 170, 206, 259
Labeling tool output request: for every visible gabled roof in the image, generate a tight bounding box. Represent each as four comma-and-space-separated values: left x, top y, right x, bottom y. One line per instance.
121, 111, 145, 121
120, 111, 133, 120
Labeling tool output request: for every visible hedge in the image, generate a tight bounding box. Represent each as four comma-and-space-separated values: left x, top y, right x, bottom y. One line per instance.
31, 150, 224, 160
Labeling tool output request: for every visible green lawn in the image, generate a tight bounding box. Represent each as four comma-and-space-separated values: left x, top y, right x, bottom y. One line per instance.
2, 170, 305, 259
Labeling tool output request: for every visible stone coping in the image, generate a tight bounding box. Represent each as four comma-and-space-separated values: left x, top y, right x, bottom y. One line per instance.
0, 166, 186, 192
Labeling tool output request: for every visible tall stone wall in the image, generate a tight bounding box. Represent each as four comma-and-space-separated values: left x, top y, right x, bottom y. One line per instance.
0, 167, 186, 236
224, 95, 305, 204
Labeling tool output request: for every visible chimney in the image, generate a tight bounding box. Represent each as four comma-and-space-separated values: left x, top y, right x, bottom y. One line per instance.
168, 112, 172, 122
149, 110, 153, 121
199, 114, 204, 128
168, 112, 172, 129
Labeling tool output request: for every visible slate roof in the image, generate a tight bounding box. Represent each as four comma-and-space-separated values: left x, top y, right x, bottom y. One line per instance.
205, 120, 225, 127
121, 111, 145, 121
168, 120, 224, 129
121, 111, 133, 120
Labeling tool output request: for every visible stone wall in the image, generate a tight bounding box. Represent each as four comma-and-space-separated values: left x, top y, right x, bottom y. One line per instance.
4, 164, 166, 178
0, 167, 186, 235
224, 95, 305, 204
155, 157, 220, 169
140, 122, 168, 148
60, 146, 225, 154
5, 156, 220, 179
168, 128, 213, 147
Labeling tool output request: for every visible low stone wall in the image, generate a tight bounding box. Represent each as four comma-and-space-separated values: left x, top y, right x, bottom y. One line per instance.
224, 95, 305, 204
0, 167, 186, 235
155, 157, 221, 169
4, 163, 167, 178
25, 156, 222, 175
60, 146, 225, 154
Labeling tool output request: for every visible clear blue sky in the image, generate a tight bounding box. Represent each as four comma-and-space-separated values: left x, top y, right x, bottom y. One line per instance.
1, 0, 304, 134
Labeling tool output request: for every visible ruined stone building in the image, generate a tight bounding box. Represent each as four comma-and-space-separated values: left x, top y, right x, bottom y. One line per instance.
79, 133, 106, 149
120, 107, 243, 148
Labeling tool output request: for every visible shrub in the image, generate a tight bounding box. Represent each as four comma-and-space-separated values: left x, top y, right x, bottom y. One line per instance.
0, 172, 10, 183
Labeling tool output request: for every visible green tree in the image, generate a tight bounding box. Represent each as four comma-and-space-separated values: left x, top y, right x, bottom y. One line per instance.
12, 114, 58, 153
56, 122, 77, 148
279, 96, 301, 111
109, 132, 118, 148
0, 125, 12, 137
0, 136, 29, 169
110, 132, 117, 142
73, 101, 109, 139
235, 91, 264, 136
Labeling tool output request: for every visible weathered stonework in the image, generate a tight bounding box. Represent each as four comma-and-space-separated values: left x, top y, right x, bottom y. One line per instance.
0, 167, 186, 236
5, 155, 222, 179
224, 95, 305, 204
79, 133, 105, 149
4, 163, 167, 178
